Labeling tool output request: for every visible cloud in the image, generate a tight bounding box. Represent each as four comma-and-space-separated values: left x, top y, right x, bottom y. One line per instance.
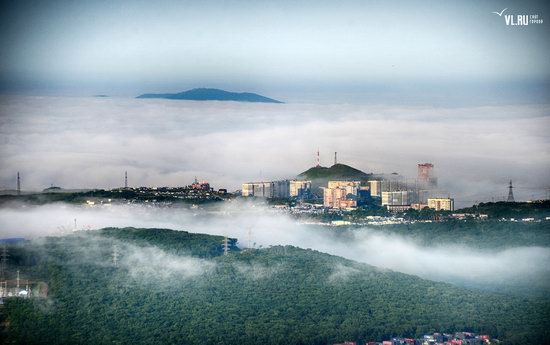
1, 96, 549, 207
1, 201, 548, 293
120, 245, 215, 282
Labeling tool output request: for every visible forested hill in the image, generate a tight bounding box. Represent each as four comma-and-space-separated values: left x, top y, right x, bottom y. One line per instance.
136, 88, 283, 103
2, 228, 549, 345
298, 163, 372, 192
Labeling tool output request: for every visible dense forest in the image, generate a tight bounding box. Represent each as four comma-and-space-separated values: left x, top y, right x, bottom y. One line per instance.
350, 220, 550, 249
1, 228, 549, 345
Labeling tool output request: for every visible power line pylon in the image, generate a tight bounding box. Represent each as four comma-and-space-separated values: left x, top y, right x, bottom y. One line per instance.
507, 180, 515, 202
222, 235, 229, 256
112, 244, 119, 266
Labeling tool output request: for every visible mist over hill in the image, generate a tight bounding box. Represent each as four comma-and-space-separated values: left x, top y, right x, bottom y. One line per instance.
2, 228, 549, 345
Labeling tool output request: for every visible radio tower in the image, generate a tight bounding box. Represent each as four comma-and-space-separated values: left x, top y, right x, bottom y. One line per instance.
507, 180, 515, 202
334, 152, 337, 165
316, 149, 320, 167
17, 172, 21, 195
124, 171, 128, 189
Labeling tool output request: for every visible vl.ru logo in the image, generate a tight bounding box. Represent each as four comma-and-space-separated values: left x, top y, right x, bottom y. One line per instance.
492, 8, 544, 26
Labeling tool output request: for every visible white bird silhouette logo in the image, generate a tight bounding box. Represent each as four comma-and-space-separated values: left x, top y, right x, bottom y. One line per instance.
492, 8, 507, 16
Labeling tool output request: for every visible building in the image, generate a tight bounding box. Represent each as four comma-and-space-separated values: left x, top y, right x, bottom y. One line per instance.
327, 180, 361, 195
323, 181, 362, 209
418, 162, 438, 187
323, 187, 357, 209
191, 181, 211, 191
381, 190, 415, 207
289, 180, 312, 198
272, 180, 290, 198
368, 180, 381, 197
386, 205, 411, 213
427, 198, 454, 211
241, 180, 290, 198
410, 203, 428, 210
241, 182, 271, 197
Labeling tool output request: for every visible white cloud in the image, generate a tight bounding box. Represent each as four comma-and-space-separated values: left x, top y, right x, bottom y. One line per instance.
1, 96, 549, 206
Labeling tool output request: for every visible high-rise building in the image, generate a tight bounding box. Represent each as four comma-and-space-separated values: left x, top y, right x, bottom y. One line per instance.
427, 198, 454, 211
418, 163, 438, 187
381, 191, 415, 206
327, 181, 361, 195
323, 181, 362, 209
323, 187, 357, 209
368, 180, 381, 197
241, 180, 290, 198
272, 180, 290, 198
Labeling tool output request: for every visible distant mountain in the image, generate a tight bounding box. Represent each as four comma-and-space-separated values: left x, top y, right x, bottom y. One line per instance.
136, 88, 283, 103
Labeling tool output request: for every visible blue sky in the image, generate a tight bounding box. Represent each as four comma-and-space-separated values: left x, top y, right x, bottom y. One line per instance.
1, 0, 549, 103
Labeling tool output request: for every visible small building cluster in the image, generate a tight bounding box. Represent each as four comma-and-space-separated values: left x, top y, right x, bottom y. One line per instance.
372, 164, 453, 212
0, 242, 48, 303
323, 180, 370, 208
336, 331, 496, 345
242, 162, 454, 213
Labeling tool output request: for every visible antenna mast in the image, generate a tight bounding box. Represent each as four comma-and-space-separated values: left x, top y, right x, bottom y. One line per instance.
334, 152, 337, 165
316, 149, 320, 167
124, 171, 128, 189
17, 172, 21, 195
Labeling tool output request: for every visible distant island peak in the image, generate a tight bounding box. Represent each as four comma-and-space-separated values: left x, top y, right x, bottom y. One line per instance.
136, 88, 283, 103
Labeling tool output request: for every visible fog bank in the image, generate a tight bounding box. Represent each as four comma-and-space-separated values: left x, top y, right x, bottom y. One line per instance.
1, 96, 549, 207
1, 202, 548, 292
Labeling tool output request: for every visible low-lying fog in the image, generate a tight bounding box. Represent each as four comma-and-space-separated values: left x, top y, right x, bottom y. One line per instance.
1, 201, 548, 293
1, 97, 549, 207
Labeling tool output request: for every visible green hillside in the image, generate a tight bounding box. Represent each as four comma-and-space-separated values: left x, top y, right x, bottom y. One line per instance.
297, 163, 373, 193
1, 228, 548, 345
298, 163, 371, 181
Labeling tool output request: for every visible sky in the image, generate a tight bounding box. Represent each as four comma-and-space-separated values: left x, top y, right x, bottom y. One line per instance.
0, 1, 549, 206
0, 0, 549, 103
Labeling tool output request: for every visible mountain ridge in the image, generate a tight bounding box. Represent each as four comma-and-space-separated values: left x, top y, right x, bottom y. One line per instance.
136, 88, 283, 103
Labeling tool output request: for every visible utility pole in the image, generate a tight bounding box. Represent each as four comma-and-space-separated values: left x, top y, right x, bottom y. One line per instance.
17, 172, 21, 195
